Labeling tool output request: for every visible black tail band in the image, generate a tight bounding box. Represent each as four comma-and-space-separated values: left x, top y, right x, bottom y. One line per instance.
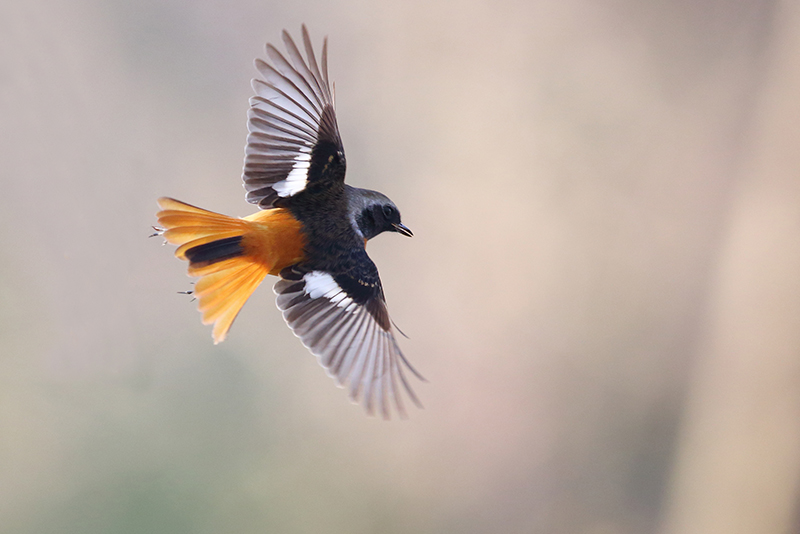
185, 236, 245, 267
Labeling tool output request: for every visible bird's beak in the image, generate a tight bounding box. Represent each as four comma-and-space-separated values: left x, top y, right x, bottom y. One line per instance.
393, 223, 413, 237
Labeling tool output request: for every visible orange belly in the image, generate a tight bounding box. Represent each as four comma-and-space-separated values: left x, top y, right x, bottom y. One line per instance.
243, 208, 306, 275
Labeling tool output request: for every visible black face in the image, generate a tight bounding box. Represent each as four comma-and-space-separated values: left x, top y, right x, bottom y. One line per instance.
357, 203, 413, 241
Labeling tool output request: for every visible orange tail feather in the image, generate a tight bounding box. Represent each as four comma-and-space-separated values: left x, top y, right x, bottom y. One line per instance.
156, 197, 305, 344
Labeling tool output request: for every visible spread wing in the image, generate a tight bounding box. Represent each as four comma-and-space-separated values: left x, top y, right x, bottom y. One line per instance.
274, 261, 424, 419
243, 25, 345, 209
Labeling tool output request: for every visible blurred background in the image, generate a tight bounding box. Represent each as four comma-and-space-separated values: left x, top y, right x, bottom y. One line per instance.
1, 0, 799, 532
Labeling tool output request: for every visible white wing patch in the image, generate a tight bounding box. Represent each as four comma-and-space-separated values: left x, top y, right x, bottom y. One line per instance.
273, 151, 312, 197
274, 267, 425, 418
303, 271, 356, 311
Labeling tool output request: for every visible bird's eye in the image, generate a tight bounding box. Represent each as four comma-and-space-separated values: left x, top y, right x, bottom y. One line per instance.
382, 205, 395, 218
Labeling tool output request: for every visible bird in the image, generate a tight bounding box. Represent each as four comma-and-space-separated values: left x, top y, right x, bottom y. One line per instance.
153, 25, 423, 419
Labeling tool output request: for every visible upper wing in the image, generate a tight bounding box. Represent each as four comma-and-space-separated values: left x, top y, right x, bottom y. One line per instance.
243, 25, 345, 209
274, 262, 424, 419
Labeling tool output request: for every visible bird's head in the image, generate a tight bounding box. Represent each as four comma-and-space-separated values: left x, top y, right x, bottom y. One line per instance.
348, 187, 413, 241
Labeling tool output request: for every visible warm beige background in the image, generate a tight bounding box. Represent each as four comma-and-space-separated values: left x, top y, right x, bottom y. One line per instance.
1, 0, 798, 533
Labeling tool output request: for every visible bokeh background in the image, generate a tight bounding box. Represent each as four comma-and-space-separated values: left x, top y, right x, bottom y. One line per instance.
2, 0, 799, 532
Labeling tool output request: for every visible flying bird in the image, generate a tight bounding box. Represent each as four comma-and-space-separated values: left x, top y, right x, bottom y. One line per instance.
154, 26, 423, 418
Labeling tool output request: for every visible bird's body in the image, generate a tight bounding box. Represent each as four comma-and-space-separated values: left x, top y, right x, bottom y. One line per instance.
155, 26, 421, 418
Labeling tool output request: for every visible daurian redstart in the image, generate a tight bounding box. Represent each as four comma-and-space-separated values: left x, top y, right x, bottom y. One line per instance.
154, 26, 423, 419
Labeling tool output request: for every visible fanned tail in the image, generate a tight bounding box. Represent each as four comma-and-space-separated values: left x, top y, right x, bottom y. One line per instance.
156, 197, 270, 343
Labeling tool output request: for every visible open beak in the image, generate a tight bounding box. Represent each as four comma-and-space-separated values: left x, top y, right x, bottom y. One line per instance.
393, 223, 413, 237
